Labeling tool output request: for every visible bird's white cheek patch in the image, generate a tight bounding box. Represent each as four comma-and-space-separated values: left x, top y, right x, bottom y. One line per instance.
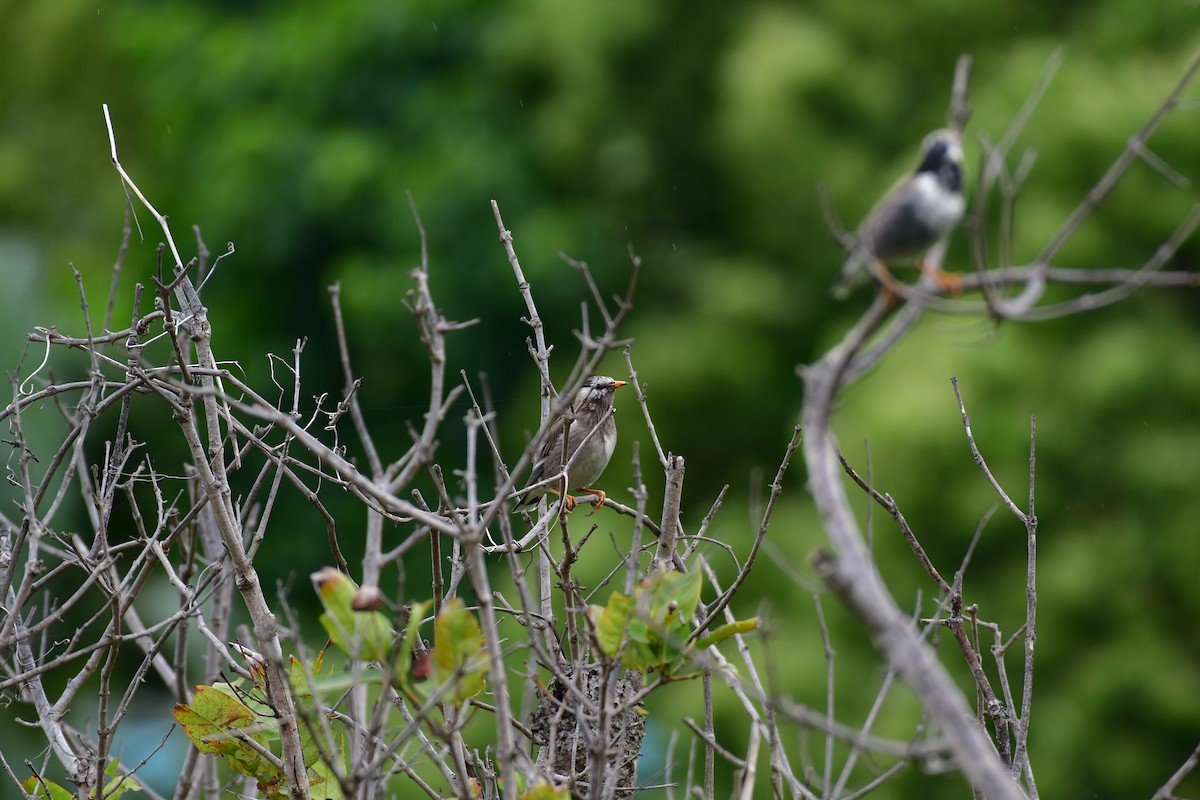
911, 174, 966, 230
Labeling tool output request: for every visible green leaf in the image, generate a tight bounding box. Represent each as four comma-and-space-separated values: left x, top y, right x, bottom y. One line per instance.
694, 617, 761, 649
431, 597, 487, 704
311, 567, 397, 663
288, 653, 349, 798
21, 776, 73, 800
590, 566, 730, 672
206, 680, 277, 727
590, 590, 633, 657
100, 759, 144, 800
591, 584, 676, 670
22, 762, 147, 800
173, 685, 279, 785
648, 566, 703, 622
308, 753, 346, 800
520, 779, 571, 800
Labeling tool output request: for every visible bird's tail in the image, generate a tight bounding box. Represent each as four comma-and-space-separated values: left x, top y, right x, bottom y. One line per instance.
510, 486, 541, 513
831, 254, 869, 300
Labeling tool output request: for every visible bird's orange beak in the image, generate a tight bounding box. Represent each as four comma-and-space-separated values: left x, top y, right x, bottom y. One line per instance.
613, 381, 628, 388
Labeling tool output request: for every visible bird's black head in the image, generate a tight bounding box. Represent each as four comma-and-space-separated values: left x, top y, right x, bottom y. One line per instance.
915, 131, 964, 193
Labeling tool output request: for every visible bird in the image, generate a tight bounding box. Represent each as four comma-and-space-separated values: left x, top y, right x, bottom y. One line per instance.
832, 128, 967, 299
512, 375, 627, 515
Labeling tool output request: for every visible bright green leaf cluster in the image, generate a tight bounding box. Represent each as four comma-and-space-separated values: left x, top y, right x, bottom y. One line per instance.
22, 761, 142, 800
173, 685, 276, 789
308, 568, 487, 705
171, 579, 493, 796
589, 565, 759, 677
311, 567, 397, 664
173, 665, 346, 800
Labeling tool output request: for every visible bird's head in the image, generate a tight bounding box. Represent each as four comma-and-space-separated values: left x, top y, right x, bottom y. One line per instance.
575, 375, 627, 411
915, 129, 965, 193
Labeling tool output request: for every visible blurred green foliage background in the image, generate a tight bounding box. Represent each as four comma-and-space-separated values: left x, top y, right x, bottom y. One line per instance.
2, 1, 1199, 798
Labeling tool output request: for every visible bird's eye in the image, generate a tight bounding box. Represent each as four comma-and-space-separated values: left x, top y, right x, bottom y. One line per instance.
942, 162, 963, 191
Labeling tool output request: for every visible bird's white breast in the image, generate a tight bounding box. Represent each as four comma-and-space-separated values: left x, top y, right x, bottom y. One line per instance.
568, 422, 617, 489
910, 172, 965, 232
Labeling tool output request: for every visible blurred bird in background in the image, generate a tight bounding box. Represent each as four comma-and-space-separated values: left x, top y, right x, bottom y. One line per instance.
832, 128, 967, 298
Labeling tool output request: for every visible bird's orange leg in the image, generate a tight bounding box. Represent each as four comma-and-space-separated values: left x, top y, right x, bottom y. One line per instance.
545, 489, 577, 512
918, 261, 963, 295
869, 259, 903, 307
578, 488, 608, 516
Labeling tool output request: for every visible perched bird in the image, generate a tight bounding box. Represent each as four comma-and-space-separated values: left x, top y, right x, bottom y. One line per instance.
832, 128, 967, 299
513, 375, 627, 514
